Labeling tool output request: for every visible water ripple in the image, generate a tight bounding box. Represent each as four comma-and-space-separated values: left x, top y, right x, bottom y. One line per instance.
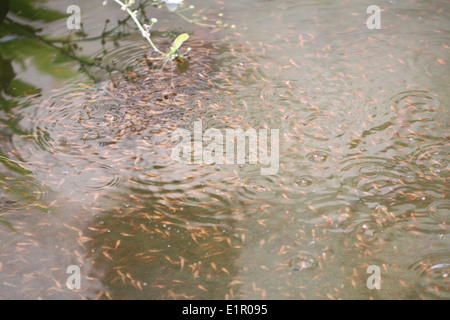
389, 90, 441, 116
0, 178, 52, 211
237, 173, 279, 201
427, 200, 450, 224
73, 163, 123, 191
306, 150, 329, 163
287, 251, 319, 273
409, 143, 449, 180
408, 253, 450, 299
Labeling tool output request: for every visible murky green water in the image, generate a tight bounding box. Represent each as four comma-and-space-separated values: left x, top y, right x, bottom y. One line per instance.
0, 0, 449, 299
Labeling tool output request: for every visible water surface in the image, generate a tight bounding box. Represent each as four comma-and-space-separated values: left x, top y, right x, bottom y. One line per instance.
0, 0, 449, 299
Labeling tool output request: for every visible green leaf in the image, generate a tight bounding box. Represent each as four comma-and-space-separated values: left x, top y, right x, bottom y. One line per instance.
6, 79, 41, 97
0, 55, 15, 92
0, 38, 79, 79
0, 0, 9, 24
9, 0, 68, 23
170, 33, 189, 53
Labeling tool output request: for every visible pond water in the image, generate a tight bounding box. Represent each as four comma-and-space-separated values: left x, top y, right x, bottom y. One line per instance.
0, 0, 449, 299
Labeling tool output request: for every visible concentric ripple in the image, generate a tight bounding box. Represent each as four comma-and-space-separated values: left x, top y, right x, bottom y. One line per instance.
357, 164, 385, 179
333, 216, 384, 241
409, 144, 449, 179
388, 90, 441, 116
292, 175, 314, 189
237, 173, 279, 201
385, 89, 445, 141
93, 38, 149, 78
408, 253, 450, 299
0, 178, 52, 211
339, 156, 403, 198
305, 150, 329, 163
352, 221, 384, 243
340, 156, 391, 179
427, 200, 450, 223
288, 251, 318, 272
409, 47, 450, 79
301, 113, 337, 142
73, 163, 123, 191
182, 190, 204, 207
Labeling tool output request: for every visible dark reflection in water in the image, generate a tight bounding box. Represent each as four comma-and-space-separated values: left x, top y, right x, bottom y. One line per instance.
0, 0, 449, 299
84, 195, 242, 299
